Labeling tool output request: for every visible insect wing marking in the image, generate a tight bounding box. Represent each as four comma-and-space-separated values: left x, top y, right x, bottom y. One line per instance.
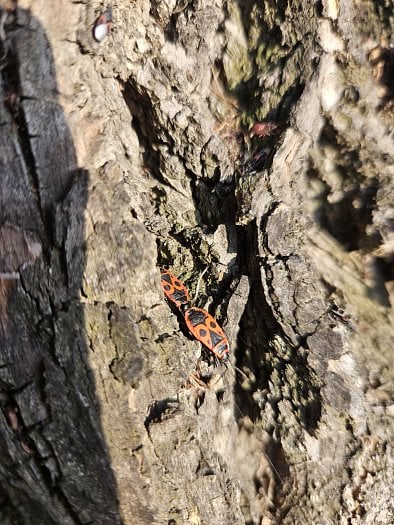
160, 269, 190, 309
185, 307, 229, 360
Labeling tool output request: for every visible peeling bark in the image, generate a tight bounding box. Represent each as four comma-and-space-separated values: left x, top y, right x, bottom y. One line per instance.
0, 1, 393, 524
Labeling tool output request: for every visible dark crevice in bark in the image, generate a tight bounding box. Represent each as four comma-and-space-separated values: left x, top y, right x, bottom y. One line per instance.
234, 219, 322, 435
121, 77, 186, 196
308, 119, 383, 253
194, 177, 236, 233
144, 397, 180, 429
210, 268, 241, 319
373, 47, 394, 109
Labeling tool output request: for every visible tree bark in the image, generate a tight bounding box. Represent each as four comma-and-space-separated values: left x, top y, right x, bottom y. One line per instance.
0, 1, 393, 524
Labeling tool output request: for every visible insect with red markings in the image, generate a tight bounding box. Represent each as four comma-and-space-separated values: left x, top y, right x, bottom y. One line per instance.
184, 307, 229, 361
250, 121, 282, 138
93, 7, 113, 42
160, 268, 190, 310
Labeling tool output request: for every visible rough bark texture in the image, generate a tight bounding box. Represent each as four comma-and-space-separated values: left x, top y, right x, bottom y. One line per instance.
0, 0, 393, 524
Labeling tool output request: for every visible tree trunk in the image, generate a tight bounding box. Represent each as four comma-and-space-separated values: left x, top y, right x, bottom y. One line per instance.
0, 0, 393, 524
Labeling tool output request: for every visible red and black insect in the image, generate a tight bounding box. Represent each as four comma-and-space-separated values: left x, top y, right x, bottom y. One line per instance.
160, 268, 190, 310
184, 307, 229, 361
93, 7, 113, 42
249, 121, 282, 138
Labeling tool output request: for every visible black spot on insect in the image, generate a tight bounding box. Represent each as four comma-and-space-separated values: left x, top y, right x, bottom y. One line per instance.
209, 330, 222, 346
199, 328, 207, 338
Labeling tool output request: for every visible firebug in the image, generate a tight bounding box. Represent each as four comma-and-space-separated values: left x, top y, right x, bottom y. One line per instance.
184, 307, 229, 361
160, 268, 190, 310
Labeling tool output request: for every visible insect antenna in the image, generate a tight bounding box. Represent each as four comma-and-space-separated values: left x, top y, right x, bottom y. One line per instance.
229, 361, 249, 380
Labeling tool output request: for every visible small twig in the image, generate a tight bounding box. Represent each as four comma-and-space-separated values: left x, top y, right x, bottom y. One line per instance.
192, 265, 209, 304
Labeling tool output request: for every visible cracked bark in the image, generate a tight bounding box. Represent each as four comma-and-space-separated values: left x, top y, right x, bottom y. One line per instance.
0, 1, 393, 524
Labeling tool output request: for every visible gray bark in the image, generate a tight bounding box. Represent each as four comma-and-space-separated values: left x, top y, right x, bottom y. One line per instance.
0, 1, 393, 524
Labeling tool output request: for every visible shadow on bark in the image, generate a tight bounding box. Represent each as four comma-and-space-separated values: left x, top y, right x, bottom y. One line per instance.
235, 220, 322, 430
0, 7, 121, 524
